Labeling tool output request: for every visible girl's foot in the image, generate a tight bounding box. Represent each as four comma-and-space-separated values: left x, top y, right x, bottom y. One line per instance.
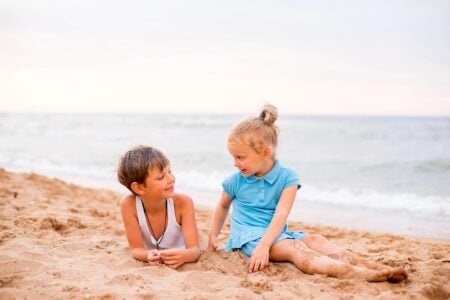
386, 266, 408, 283
347, 266, 407, 283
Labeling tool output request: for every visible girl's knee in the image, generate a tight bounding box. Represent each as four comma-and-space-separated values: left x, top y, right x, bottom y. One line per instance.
271, 239, 303, 261
292, 240, 308, 250
303, 234, 327, 247
305, 233, 326, 242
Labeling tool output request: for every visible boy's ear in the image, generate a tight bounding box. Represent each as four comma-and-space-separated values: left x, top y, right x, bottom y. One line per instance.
130, 182, 144, 195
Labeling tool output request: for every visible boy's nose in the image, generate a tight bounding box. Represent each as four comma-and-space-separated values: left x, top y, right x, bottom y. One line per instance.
169, 173, 175, 182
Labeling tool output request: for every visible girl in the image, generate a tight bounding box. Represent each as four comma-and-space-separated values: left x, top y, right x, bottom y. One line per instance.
208, 105, 407, 282
118, 145, 200, 268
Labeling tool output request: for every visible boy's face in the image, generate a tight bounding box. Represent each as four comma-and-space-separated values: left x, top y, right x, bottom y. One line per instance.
227, 142, 268, 177
140, 164, 175, 199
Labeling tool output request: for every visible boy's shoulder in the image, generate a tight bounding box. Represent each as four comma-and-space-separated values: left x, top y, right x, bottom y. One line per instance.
119, 194, 136, 208
172, 193, 195, 215
172, 193, 194, 206
120, 194, 135, 205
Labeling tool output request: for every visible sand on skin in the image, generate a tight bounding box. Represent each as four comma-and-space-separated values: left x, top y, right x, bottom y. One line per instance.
0, 168, 449, 299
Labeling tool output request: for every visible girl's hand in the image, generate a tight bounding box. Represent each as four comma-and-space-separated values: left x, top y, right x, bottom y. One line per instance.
249, 244, 270, 273
147, 249, 162, 265
208, 235, 219, 250
159, 248, 186, 269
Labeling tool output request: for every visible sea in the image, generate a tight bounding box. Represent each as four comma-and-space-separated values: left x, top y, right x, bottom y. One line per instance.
1, 113, 449, 239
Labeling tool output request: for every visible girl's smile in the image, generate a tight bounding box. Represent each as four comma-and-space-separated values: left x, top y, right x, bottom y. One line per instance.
227, 142, 274, 177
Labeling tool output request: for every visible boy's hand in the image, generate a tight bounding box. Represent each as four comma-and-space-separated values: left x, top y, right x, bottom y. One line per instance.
159, 248, 185, 269
147, 249, 162, 265
208, 235, 219, 250
249, 244, 270, 273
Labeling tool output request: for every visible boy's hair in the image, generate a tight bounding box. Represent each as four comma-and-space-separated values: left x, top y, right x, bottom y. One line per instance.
228, 104, 279, 155
117, 145, 169, 194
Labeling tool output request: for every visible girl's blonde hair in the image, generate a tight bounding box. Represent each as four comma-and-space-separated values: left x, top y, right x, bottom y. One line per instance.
228, 104, 279, 155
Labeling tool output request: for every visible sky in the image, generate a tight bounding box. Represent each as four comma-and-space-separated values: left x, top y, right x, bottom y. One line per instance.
1, 0, 449, 116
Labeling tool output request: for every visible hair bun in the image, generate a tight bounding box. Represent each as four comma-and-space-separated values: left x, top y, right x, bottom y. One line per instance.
258, 104, 278, 126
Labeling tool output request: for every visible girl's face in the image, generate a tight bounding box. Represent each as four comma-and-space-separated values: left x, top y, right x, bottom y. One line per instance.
139, 164, 175, 199
227, 142, 272, 177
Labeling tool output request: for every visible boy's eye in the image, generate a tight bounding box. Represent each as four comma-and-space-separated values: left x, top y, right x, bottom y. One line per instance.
158, 170, 172, 180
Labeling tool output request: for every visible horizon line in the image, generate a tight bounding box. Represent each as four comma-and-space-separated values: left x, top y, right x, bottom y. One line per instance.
1, 111, 449, 118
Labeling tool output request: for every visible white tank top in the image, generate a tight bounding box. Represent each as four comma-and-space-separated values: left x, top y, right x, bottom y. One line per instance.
136, 196, 185, 250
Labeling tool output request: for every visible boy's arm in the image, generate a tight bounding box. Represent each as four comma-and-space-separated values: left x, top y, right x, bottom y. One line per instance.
208, 191, 232, 250
158, 194, 200, 268
120, 195, 151, 262
249, 184, 298, 272
179, 194, 201, 263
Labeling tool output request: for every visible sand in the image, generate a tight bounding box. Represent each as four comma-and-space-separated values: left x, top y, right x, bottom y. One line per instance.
0, 168, 449, 299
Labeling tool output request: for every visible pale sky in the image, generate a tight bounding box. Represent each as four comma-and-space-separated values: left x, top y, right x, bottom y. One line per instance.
1, 0, 449, 115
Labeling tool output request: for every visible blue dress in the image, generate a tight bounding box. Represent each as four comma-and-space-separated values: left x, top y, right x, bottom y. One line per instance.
222, 160, 304, 256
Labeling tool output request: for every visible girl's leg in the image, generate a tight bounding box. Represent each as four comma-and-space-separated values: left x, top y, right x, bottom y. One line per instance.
300, 234, 407, 282
301, 233, 381, 268
269, 239, 395, 282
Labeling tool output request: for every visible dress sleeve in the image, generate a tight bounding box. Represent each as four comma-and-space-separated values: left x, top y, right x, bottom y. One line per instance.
284, 167, 301, 190
221, 172, 239, 199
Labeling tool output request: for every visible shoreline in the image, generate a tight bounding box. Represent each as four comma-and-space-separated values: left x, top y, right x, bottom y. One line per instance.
1, 168, 449, 299
3, 166, 448, 241
62, 175, 450, 241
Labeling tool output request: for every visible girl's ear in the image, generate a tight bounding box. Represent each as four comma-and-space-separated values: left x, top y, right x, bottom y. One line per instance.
262, 146, 273, 159
130, 182, 144, 195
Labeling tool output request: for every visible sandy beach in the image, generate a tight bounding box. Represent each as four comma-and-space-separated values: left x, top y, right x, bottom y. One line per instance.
0, 168, 449, 299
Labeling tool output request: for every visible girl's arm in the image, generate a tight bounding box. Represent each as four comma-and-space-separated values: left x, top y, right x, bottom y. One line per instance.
120, 195, 157, 263
159, 194, 200, 268
249, 184, 298, 272
208, 191, 232, 250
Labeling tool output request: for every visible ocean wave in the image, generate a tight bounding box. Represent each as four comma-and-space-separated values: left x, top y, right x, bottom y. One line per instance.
360, 160, 450, 173
415, 160, 450, 173
0, 158, 115, 179
2, 113, 449, 221
297, 185, 450, 218
1, 158, 449, 219
174, 170, 450, 218
176, 170, 225, 192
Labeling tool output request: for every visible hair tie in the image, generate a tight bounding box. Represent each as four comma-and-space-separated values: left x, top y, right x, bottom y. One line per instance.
259, 111, 266, 121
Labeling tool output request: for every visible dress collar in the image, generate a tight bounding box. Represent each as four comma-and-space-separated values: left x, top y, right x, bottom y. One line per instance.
245, 160, 280, 184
